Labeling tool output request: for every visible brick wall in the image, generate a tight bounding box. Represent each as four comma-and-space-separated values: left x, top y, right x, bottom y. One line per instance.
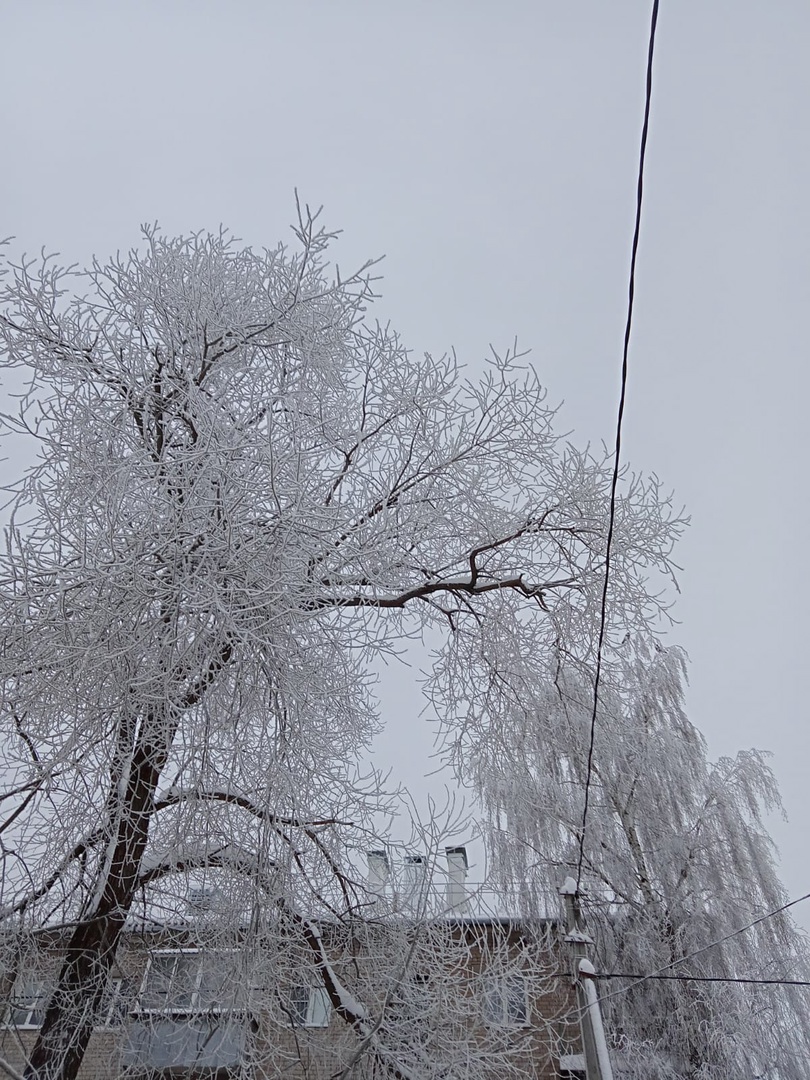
1, 920, 583, 1079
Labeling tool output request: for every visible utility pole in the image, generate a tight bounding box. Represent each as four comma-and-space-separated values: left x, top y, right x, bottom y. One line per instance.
560, 878, 614, 1080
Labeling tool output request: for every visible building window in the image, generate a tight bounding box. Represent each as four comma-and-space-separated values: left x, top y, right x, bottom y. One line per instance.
558, 1053, 587, 1079
139, 950, 244, 1014
8, 978, 47, 1029
482, 974, 529, 1026
286, 986, 331, 1028
125, 950, 246, 1071
6, 975, 127, 1029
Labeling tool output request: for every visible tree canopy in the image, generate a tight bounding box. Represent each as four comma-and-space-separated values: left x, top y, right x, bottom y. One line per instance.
0, 212, 682, 1079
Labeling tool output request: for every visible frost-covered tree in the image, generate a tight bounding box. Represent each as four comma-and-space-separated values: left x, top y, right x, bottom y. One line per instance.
465, 638, 810, 1079
0, 212, 680, 1080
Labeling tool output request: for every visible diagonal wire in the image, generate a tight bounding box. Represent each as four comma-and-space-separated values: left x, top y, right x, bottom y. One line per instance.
593, 890, 810, 1005
575, 0, 661, 893
596, 973, 810, 987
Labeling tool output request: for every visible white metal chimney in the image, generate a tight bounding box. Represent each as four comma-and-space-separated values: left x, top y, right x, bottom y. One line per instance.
402, 854, 426, 912
445, 846, 469, 914
366, 850, 390, 898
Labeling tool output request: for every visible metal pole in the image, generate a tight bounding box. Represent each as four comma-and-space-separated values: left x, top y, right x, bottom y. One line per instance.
560, 878, 614, 1080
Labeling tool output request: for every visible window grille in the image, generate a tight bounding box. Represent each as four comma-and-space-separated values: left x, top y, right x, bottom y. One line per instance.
482, 974, 529, 1026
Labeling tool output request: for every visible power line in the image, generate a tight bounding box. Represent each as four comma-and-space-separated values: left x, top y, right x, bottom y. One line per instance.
595, 890, 810, 1006
596, 973, 810, 988
575, 0, 661, 893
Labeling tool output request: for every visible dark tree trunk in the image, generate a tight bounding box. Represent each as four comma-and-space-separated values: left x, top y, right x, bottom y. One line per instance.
25, 735, 165, 1080
25, 639, 233, 1080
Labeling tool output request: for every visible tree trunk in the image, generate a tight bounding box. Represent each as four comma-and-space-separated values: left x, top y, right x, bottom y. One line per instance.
25, 733, 165, 1080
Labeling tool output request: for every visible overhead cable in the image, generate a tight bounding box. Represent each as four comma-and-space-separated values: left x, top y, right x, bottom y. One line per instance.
596, 972, 810, 988
595, 890, 810, 1005
575, 0, 661, 892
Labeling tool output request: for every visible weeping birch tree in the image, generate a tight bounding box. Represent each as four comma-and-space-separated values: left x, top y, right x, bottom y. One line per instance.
0, 213, 680, 1080
464, 638, 810, 1079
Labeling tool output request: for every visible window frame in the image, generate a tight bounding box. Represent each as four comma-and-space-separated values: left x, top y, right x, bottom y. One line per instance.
482, 973, 530, 1028
285, 985, 332, 1029
7, 977, 47, 1030
5, 974, 127, 1030
137, 949, 243, 1017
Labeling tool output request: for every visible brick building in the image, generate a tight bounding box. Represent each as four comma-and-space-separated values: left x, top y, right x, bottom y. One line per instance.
1, 853, 585, 1080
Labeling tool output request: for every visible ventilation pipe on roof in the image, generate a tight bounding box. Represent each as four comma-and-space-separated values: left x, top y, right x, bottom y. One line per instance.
445, 846, 469, 914
366, 850, 390, 899
402, 854, 426, 912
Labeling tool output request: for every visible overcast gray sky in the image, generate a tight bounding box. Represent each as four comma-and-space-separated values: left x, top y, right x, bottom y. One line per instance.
3, 1, 809, 919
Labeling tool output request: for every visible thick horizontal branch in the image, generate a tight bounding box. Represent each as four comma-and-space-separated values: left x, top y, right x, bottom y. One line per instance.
137, 843, 275, 892
154, 787, 352, 830
311, 572, 578, 611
